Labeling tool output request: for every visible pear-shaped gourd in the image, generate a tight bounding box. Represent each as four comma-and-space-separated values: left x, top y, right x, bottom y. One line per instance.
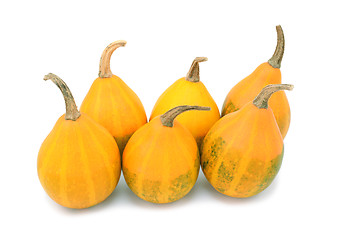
202, 84, 293, 198
123, 105, 210, 203
38, 73, 120, 209
150, 57, 220, 148
80, 40, 147, 155
222, 25, 291, 138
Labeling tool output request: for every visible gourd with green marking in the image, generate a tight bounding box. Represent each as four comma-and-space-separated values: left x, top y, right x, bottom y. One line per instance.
201, 84, 293, 198
123, 105, 210, 203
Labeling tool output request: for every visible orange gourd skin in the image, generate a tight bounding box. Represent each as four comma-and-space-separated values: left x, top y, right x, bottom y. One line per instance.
38, 114, 121, 209
123, 117, 200, 204
201, 103, 284, 198
150, 78, 220, 147
221, 62, 290, 138
80, 75, 147, 154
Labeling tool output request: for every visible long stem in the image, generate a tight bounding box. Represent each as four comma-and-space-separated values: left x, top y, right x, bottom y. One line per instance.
44, 73, 81, 121
268, 25, 285, 69
160, 105, 210, 127
98, 40, 127, 78
185, 57, 208, 82
253, 84, 293, 109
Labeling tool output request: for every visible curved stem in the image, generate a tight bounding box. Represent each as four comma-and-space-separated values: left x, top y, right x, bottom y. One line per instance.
98, 40, 127, 78
185, 57, 208, 82
253, 84, 293, 109
44, 73, 81, 121
160, 105, 211, 127
268, 25, 285, 69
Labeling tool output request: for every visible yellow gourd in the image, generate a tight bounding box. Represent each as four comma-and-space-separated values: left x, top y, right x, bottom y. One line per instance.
38, 73, 120, 209
81, 40, 147, 155
150, 57, 220, 148
123, 105, 210, 203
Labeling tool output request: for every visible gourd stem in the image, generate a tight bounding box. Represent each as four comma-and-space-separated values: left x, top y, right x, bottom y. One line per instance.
185, 57, 208, 82
253, 84, 293, 109
99, 40, 127, 78
44, 73, 81, 121
160, 105, 211, 127
268, 25, 285, 69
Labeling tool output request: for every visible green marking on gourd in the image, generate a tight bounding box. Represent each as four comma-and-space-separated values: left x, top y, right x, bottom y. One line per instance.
233, 148, 284, 197
168, 170, 193, 202
142, 179, 162, 203
123, 167, 139, 195
256, 148, 284, 192
221, 101, 239, 116
202, 136, 226, 171
217, 162, 234, 182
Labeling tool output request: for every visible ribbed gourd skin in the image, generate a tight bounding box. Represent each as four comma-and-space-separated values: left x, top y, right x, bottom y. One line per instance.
37, 113, 121, 209
221, 62, 290, 138
150, 78, 220, 147
202, 102, 284, 198
123, 117, 200, 204
80, 75, 147, 155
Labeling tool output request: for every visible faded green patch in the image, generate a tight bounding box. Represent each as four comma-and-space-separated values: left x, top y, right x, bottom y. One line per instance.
221, 100, 239, 117
235, 148, 284, 197
256, 147, 284, 193
201, 136, 225, 172
217, 162, 234, 182
168, 170, 195, 202
214, 156, 239, 193
141, 179, 162, 203
123, 167, 139, 195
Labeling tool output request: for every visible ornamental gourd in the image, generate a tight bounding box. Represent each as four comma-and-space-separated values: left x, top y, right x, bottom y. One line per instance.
80, 40, 147, 155
221, 25, 291, 138
123, 105, 210, 203
150, 57, 220, 148
201, 84, 293, 198
38, 73, 120, 209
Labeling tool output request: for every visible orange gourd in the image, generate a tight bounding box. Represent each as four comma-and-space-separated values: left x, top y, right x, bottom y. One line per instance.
38, 73, 120, 209
80, 40, 147, 155
201, 84, 293, 198
222, 25, 291, 138
150, 57, 220, 148
123, 105, 210, 203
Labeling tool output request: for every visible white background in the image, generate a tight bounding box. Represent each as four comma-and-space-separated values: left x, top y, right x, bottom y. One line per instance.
1, 0, 359, 239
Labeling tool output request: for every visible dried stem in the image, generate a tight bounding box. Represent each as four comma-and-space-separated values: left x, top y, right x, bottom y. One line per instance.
99, 40, 127, 78
253, 84, 293, 109
185, 57, 208, 82
268, 25, 285, 69
44, 73, 81, 121
160, 105, 211, 127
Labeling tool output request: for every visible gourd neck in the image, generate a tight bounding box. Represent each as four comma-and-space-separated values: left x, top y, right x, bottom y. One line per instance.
185, 57, 208, 82
268, 25, 285, 69
44, 73, 81, 121
98, 40, 127, 78
253, 84, 293, 109
160, 105, 210, 127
